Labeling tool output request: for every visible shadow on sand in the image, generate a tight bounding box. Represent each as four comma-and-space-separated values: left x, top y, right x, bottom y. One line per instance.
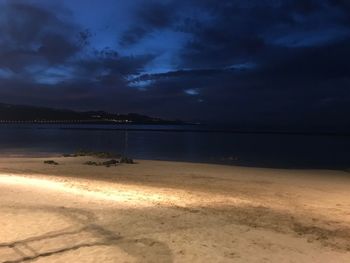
0, 206, 173, 263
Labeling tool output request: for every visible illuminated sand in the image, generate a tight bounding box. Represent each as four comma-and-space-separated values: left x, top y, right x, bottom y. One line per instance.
0, 157, 350, 262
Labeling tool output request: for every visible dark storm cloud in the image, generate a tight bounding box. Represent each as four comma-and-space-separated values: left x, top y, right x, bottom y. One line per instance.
178, 0, 332, 68
0, 0, 157, 112
0, 1, 76, 71
129, 0, 350, 126
259, 37, 350, 80
327, 0, 350, 26
329, 0, 350, 11
0, 0, 349, 128
119, 1, 178, 46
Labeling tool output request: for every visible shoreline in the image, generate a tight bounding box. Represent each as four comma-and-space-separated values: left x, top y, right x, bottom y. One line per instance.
1, 156, 350, 262
2, 123, 350, 136
0, 153, 349, 171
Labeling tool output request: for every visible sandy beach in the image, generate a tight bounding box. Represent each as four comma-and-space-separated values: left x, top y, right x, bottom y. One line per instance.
0, 156, 350, 262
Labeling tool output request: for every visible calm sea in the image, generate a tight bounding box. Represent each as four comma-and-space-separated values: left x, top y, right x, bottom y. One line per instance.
1, 124, 350, 169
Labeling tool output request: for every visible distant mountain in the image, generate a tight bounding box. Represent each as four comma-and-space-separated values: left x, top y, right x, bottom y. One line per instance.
0, 103, 185, 124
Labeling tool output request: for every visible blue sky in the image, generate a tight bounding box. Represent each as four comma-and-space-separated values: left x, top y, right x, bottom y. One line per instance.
0, 0, 349, 128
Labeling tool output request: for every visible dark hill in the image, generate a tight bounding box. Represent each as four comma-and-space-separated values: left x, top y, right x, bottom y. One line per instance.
0, 103, 184, 124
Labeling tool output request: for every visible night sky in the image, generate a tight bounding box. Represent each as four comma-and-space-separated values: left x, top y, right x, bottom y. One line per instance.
0, 0, 349, 128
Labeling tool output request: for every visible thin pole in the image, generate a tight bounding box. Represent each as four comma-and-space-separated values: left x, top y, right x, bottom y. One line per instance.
124, 126, 128, 157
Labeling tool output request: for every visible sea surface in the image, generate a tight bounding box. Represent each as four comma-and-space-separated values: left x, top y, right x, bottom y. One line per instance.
1, 124, 350, 169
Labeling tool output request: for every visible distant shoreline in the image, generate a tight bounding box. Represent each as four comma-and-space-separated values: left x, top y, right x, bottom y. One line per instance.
0, 120, 189, 125
1, 122, 349, 136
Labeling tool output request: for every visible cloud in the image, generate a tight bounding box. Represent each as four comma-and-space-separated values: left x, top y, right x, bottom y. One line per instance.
0, 0, 349, 128
0, 1, 159, 117
0, 1, 80, 72
119, 1, 179, 46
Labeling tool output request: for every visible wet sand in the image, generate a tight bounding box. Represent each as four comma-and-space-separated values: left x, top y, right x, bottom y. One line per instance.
0, 157, 350, 262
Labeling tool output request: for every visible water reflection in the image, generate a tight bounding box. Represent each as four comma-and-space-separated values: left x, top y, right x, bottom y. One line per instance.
1, 124, 350, 169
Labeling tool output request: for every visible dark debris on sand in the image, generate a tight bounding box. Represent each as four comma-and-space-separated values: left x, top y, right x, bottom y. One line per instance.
63, 150, 135, 167
63, 150, 121, 159
84, 157, 135, 167
84, 159, 120, 168
120, 157, 134, 164
44, 160, 59, 165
